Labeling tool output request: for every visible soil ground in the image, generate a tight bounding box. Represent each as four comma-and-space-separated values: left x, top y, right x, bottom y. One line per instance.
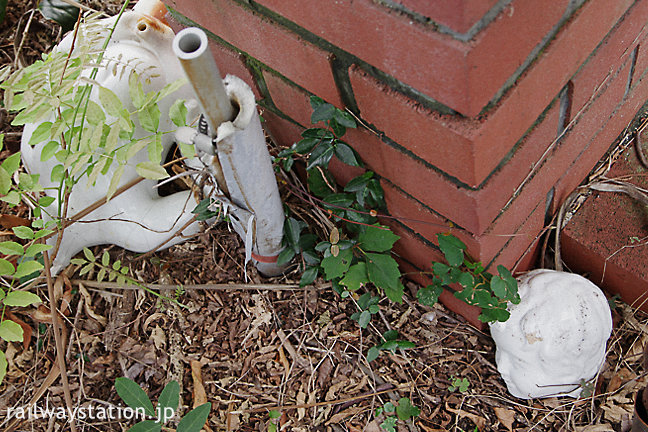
0, 2, 647, 431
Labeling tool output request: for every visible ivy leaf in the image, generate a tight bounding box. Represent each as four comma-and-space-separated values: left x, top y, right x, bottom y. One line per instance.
306, 141, 335, 169
358, 310, 371, 328
344, 172, 372, 193
365, 253, 401, 301
334, 142, 359, 166
381, 416, 397, 432
310, 102, 335, 124
38, 0, 79, 32
3, 291, 41, 307
321, 248, 353, 280
417, 285, 443, 306
366, 346, 380, 362
115, 377, 155, 417
176, 402, 211, 432
284, 217, 306, 248
299, 266, 318, 287
437, 234, 466, 267
358, 225, 399, 252
0, 319, 23, 342
339, 262, 367, 291
490, 275, 507, 299
333, 109, 356, 128
396, 397, 420, 421
479, 307, 510, 323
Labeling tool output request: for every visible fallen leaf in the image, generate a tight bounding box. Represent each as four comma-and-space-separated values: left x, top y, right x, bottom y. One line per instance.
574, 424, 614, 432
606, 368, 635, 394
326, 406, 366, 425
446, 404, 486, 430
494, 407, 515, 431
0, 214, 30, 229
78, 283, 107, 326
190, 360, 208, 407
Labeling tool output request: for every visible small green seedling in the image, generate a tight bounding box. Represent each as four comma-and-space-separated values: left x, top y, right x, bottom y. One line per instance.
375, 397, 420, 431
448, 376, 470, 393
267, 410, 281, 432
367, 330, 415, 362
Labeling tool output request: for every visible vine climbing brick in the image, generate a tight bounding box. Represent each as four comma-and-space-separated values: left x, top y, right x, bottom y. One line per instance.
163, 0, 648, 324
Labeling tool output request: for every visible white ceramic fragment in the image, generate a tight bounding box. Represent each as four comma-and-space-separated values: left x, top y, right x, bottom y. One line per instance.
490, 269, 612, 399
20, 2, 204, 274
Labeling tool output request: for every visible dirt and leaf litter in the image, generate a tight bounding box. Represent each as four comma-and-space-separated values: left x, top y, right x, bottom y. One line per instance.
1, 1, 648, 431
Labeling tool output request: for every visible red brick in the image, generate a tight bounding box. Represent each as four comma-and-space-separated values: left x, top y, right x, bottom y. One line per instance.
260, 109, 304, 150
209, 42, 261, 100
349, 0, 640, 187
381, 181, 481, 255
553, 60, 648, 209
254, 0, 632, 117
393, 0, 499, 33
486, 201, 545, 273
163, 0, 342, 107
561, 142, 648, 311
263, 70, 344, 130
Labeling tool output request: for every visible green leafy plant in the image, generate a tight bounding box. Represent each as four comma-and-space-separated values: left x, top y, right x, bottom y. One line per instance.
367, 329, 415, 362
0, 7, 196, 385
448, 376, 470, 393
417, 233, 520, 323
72, 248, 183, 306
267, 409, 281, 432
375, 397, 420, 431
115, 377, 211, 432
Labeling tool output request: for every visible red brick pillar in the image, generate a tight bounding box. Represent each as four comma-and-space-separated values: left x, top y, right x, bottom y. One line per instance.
162, 0, 648, 322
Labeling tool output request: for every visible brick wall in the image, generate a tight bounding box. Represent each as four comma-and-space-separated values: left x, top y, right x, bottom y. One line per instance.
162, 0, 648, 322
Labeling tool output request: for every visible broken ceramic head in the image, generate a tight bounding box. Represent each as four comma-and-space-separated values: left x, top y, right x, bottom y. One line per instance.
490, 269, 612, 399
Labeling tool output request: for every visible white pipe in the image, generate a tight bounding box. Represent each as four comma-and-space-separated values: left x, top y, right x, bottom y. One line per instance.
172, 28, 286, 276
172, 28, 234, 131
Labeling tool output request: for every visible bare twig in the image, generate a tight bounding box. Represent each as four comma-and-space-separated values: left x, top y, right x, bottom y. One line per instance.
42, 250, 77, 432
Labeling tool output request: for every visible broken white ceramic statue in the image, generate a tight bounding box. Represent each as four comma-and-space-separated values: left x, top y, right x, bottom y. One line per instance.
20, 0, 286, 276
490, 269, 612, 399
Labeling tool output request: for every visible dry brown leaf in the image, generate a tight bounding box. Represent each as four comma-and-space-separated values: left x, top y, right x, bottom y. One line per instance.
325, 405, 366, 425
494, 407, 515, 431
574, 424, 614, 432
607, 367, 636, 394
78, 283, 107, 326
190, 360, 208, 408
0, 214, 31, 229
149, 325, 167, 350
446, 404, 487, 430
296, 390, 306, 421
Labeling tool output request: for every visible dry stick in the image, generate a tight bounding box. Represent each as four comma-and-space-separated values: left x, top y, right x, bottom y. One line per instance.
231, 382, 415, 415
42, 249, 77, 432
71, 279, 306, 291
